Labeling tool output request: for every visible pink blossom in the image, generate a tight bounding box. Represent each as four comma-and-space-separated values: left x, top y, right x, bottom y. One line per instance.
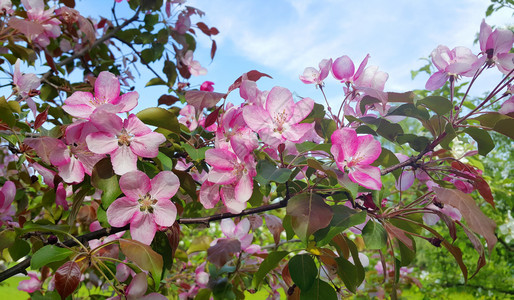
299, 58, 332, 85
355, 65, 389, 92
242, 86, 314, 146
106, 170, 179, 245
239, 80, 268, 107
178, 105, 198, 131
18, 272, 41, 293
175, 12, 191, 34
111, 272, 167, 300
181, 50, 207, 76
332, 54, 370, 84
200, 147, 256, 213
13, 59, 40, 117
219, 218, 260, 253
394, 153, 430, 191
425, 45, 479, 91
88, 221, 125, 251
479, 19, 514, 74
331, 128, 382, 190
423, 203, 462, 226
63, 71, 138, 119
200, 81, 215, 92
195, 262, 209, 288
86, 110, 165, 175
21, 0, 61, 47
499, 96, 514, 115
0, 181, 16, 226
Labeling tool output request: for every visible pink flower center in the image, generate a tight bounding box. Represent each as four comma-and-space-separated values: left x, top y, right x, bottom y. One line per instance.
273, 110, 288, 133
138, 194, 157, 213
117, 129, 133, 146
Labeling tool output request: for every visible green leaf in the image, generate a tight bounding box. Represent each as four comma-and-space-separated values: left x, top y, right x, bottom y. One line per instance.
492, 118, 514, 140
376, 119, 404, 141
288, 254, 317, 291
255, 160, 292, 185
0, 230, 16, 252
8, 238, 30, 261
182, 144, 208, 161
282, 215, 295, 240
252, 251, 289, 288
335, 257, 358, 293
146, 77, 167, 87
151, 231, 174, 271
120, 239, 164, 286
136, 107, 179, 134
163, 60, 177, 86
300, 279, 337, 300
464, 128, 495, 156
314, 206, 367, 246
440, 123, 456, 149
91, 158, 121, 209
286, 193, 333, 242
387, 91, 415, 103
396, 134, 430, 152
387, 103, 430, 121
295, 141, 331, 154
31, 245, 74, 269
397, 239, 416, 266
0, 96, 15, 127
417, 96, 452, 115
371, 147, 402, 180
362, 221, 387, 249
187, 236, 213, 254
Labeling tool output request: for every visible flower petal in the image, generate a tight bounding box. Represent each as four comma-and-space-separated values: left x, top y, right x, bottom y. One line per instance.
111, 145, 138, 175
107, 196, 139, 227
348, 165, 382, 190
153, 199, 177, 227
95, 71, 120, 104
150, 171, 180, 201
119, 170, 151, 200
131, 212, 157, 245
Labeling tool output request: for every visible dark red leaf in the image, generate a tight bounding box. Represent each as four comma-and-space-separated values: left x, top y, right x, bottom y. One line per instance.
166, 222, 181, 258
158, 94, 179, 106
207, 238, 241, 268
204, 106, 221, 128
45, 52, 57, 73
473, 176, 495, 208
60, 0, 75, 7
34, 107, 49, 130
246, 70, 273, 82
97, 18, 107, 29
55, 261, 81, 299
227, 70, 273, 95
196, 22, 211, 36
210, 27, 219, 35
211, 40, 217, 60
185, 90, 225, 111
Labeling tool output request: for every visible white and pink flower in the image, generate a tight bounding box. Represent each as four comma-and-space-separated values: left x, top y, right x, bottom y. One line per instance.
106, 170, 179, 245
331, 128, 382, 190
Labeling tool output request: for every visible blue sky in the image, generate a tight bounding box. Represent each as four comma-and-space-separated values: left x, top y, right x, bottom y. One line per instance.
77, 0, 513, 110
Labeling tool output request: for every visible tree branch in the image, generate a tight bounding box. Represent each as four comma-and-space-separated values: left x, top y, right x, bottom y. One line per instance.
0, 198, 289, 282
41, 7, 142, 81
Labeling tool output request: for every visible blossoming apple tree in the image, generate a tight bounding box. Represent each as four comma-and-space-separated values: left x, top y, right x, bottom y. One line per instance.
0, 0, 512, 299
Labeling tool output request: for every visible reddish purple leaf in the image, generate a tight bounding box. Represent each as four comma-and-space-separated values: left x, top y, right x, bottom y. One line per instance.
211, 40, 217, 60
207, 238, 241, 268
158, 94, 179, 106
184, 90, 225, 112
264, 214, 284, 245
227, 70, 273, 94
204, 106, 221, 128
434, 187, 497, 254
210, 27, 219, 36
55, 261, 81, 299
166, 222, 181, 258
34, 107, 49, 130
286, 193, 333, 242
196, 22, 211, 36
